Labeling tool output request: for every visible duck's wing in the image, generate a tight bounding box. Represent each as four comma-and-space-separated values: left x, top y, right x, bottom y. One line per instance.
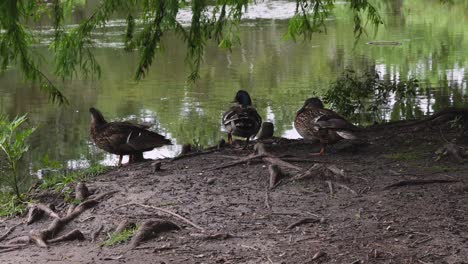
223, 106, 262, 131
314, 109, 356, 130
314, 110, 357, 139
101, 122, 171, 152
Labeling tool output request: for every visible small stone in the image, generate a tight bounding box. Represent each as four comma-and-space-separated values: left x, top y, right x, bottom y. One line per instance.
152, 161, 162, 172
207, 178, 216, 185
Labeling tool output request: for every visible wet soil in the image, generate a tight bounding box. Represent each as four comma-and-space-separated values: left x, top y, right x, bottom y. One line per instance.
1, 121, 468, 264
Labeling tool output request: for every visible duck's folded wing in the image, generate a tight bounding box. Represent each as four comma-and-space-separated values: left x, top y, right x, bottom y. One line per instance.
126, 130, 172, 151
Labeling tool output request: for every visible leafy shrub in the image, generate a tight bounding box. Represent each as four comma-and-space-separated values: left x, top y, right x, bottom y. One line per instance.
324, 68, 418, 123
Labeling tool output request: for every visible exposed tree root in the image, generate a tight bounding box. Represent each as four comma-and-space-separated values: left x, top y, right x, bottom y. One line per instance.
48, 229, 85, 244
437, 143, 468, 163
5, 236, 31, 245
0, 223, 21, 242
26, 205, 44, 225
22, 190, 117, 248
286, 218, 320, 230
211, 143, 303, 171
192, 232, 234, 240
91, 223, 104, 242
115, 203, 205, 231
384, 179, 459, 190
130, 220, 180, 249
288, 164, 348, 183
26, 203, 59, 225
115, 219, 136, 234
268, 164, 285, 189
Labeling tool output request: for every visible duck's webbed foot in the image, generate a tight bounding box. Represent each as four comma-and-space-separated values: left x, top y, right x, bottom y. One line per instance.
310, 145, 326, 156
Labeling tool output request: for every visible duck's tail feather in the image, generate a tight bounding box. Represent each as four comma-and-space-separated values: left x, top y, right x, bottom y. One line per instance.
336, 130, 358, 140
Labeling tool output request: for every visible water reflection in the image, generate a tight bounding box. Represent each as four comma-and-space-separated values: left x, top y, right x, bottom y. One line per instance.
0, 0, 467, 174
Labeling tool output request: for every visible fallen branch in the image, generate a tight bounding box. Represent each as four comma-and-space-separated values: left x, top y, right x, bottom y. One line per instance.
0, 223, 21, 242
130, 220, 180, 248
115, 203, 205, 231
286, 218, 320, 230
384, 179, 459, 190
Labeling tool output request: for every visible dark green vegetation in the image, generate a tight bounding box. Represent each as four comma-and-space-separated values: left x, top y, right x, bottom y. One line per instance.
0, 114, 35, 198
324, 68, 419, 124
102, 226, 138, 247
0, 0, 387, 103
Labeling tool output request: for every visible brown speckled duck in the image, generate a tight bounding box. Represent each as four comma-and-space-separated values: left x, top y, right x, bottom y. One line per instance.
89, 107, 171, 166
294, 97, 357, 155
222, 90, 262, 148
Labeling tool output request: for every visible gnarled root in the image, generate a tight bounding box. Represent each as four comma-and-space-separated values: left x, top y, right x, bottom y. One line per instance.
26, 203, 59, 225
130, 220, 180, 249
48, 229, 85, 244
28, 191, 116, 248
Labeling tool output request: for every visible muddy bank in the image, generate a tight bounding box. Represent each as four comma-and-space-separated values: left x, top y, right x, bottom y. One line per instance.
1, 117, 468, 264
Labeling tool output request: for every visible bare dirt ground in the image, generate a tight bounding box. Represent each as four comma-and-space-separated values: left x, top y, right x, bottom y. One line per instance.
1, 118, 468, 264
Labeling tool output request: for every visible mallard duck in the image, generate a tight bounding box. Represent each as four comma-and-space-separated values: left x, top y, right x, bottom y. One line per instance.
294, 97, 357, 155
89, 107, 171, 166
222, 90, 262, 147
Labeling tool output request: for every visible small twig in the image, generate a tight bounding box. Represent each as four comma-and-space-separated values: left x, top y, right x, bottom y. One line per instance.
0, 244, 27, 249
192, 233, 234, 240
0, 223, 21, 242
171, 149, 217, 161
0, 245, 25, 253
335, 183, 357, 195
411, 237, 433, 247
286, 218, 320, 230
384, 179, 459, 190
115, 203, 205, 231
264, 188, 271, 210
326, 181, 333, 197
210, 154, 264, 171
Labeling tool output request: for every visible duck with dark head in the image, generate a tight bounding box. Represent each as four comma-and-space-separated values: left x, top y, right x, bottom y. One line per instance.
89, 107, 171, 166
294, 97, 357, 155
222, 90, 262, 148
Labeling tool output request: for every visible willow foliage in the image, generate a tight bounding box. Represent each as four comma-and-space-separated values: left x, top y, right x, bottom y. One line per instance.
0, 0, 445, 104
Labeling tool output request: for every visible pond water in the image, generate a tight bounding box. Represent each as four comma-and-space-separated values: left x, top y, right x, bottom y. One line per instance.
1, 0, 468, 183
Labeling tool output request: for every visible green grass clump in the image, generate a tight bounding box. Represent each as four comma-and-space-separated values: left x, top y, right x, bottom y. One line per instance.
102, 227, 138, 247
40, 164, 109, 192
383, 151, 424, 162
0, 191, 29, 217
